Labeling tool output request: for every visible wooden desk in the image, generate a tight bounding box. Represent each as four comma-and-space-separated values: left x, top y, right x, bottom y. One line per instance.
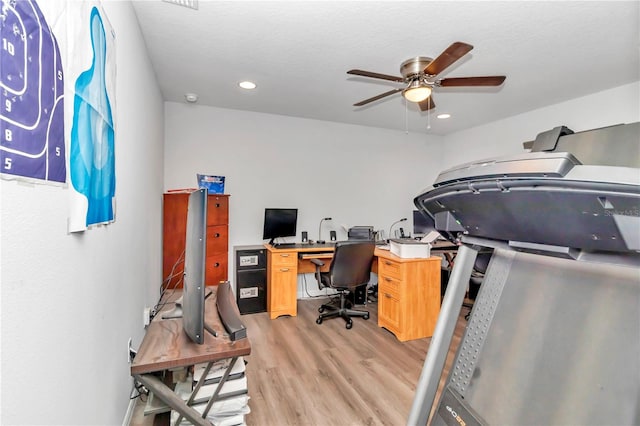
265, 244, 441, 341
264, 244, 335, 319
429, 240, 459, 269
131, 287, 251, 425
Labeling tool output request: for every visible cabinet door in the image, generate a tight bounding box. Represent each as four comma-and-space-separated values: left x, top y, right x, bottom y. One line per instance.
267, 250, 297, 318
163, 194, 189, 288
269, 267, 297, 315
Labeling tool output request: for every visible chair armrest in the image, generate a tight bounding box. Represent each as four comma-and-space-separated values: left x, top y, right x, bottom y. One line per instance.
310, 258, 325, 267
310, 258, 326, 290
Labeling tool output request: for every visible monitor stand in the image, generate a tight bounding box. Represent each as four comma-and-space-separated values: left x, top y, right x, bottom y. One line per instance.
162, 295, 184, 319
161, 293, 218, 338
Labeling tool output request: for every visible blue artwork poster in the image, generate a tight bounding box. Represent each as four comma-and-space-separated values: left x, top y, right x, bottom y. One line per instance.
0, 0, 66, 183
69, 6, 115, 229
67, 1, 116, 232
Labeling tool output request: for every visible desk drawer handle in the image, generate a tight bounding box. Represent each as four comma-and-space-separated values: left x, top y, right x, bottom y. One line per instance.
384, 261, 394, 266
214, 233, 220, 238
215, 203, 221, 208
280, 254, 290, 257
214, 262, 220, 267
280, 268, 290, 272
385, 277, 393, 282
384, 293, 392, 298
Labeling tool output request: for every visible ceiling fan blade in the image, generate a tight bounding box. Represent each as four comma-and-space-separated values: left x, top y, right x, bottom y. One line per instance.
439, 76, 506, 87
418, 96, 436, 112
424, 42, 473, 76
347, 69, 404, 82
353, 88, 403, 106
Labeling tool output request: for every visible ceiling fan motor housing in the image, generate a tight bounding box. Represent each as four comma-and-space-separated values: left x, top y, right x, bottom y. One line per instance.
400, 56, 433, 81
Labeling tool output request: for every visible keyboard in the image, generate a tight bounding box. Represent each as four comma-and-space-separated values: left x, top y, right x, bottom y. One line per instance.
271, 243, 298, 248
272, 242, 335, 249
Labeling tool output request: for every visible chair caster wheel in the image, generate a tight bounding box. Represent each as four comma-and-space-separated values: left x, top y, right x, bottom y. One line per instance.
346, 321, 353, 329
318, 307, 325, 313
363, 313, 370, 320
316, 317, 323, 324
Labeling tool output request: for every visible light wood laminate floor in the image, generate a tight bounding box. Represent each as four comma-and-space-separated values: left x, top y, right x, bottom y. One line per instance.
130, 297, 469, 426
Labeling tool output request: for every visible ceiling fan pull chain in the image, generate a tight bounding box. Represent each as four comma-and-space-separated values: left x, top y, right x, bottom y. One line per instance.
405, 99, 409, 134
427, 107, 431, 130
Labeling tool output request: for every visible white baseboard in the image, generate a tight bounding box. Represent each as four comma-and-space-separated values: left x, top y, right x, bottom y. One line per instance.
122, 382, 138, 426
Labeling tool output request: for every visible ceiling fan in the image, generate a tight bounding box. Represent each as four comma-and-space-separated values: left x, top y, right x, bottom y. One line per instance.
347, 42, 506, 111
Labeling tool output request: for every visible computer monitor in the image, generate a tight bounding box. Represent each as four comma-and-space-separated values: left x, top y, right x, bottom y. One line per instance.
182, 188, 208, 344
413, 209, 435, 237
161, 189, 215, 344
262, 208, 298, 245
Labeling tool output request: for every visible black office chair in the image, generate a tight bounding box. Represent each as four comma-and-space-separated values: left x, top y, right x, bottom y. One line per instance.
464, 250, 492, 320
469, 251, 492, 299
310, 241, 375, 329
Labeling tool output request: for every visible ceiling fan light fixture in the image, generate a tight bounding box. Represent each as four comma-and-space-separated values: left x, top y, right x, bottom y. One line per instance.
403, 81, 432, 103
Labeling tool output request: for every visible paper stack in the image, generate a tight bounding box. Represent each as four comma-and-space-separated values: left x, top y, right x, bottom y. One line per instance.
172, 356, 250, 425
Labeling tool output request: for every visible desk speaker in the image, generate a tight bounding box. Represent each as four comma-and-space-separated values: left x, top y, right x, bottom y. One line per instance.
302, 231, 308, 243
330, 230, 337, 241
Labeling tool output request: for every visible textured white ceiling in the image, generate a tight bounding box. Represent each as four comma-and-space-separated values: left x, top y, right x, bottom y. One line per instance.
131, 1, 639, 135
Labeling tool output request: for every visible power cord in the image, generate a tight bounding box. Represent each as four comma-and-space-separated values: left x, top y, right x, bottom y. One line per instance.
302, 273, 332, 299
130, 379, 148, 402
151, 250, 186, 321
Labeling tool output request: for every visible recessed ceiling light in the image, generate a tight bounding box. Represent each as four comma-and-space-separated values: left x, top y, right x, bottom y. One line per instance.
239, 81, 257, 90
437, 113, 451, 119
184, 93, 198, 103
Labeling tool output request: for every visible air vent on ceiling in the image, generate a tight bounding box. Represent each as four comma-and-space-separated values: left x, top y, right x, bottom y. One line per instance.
162, 0, 198, 10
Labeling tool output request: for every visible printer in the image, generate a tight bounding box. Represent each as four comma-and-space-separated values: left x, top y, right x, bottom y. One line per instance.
347, 226, 374, 240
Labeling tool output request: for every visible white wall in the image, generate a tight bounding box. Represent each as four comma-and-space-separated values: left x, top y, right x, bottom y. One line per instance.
441, 82, 640, 169
0, 2, 164, 424
164, 103, 445, 296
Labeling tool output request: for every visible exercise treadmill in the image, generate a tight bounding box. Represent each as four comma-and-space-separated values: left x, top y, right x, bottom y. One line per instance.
408, 122, 640, 425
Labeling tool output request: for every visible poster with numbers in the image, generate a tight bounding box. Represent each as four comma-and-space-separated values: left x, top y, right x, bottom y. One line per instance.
0, 0, 66, 183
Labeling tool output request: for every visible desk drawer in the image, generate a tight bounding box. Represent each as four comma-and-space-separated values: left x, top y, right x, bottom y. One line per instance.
206, 195, 229, 225
379, 274, 401, 299
271, 251, 297, 267
378, 258, 402, 279
379, 288, 400, 333
206, 225, 228, 254
205, 254, 228, 285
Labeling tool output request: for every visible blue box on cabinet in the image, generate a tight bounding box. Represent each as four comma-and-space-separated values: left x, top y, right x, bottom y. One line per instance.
197, 174, 225, 194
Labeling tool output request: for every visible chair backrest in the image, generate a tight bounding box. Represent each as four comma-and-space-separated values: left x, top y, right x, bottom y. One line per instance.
474, 251, 493, 274
328, 241, 375, 289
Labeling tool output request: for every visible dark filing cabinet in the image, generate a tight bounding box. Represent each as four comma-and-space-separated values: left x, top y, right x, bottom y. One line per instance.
234, 245, 267, 314
348, 285, 368, 305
